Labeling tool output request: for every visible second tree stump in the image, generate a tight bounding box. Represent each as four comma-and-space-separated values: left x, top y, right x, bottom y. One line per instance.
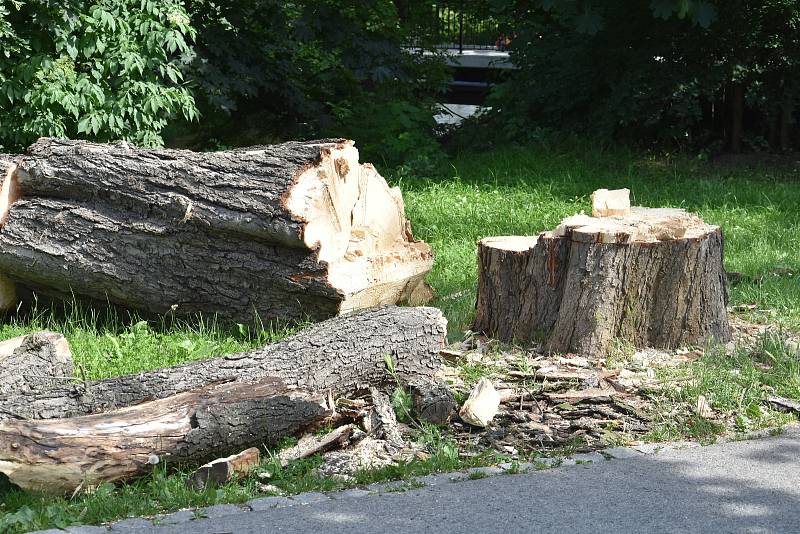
473, 204, 732, 356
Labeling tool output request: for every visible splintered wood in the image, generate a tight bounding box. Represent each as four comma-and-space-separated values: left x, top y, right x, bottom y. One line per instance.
474, 190, 731, 356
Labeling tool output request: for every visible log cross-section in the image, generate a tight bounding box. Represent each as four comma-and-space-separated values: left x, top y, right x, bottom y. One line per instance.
0, 139, 433, 323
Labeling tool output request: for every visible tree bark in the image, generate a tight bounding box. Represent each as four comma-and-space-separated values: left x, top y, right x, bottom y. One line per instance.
0, 305, 447, 421
0, 378, 331, 493
473, 207, 732, 356
0, 138, 433, 323
0, 332, 72, 396
780, 89, 794, 152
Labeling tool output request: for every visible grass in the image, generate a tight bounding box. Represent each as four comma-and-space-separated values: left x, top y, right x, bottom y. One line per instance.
2, 140, 799, 532
0, 424, 507, 533
643, 332, 800, 443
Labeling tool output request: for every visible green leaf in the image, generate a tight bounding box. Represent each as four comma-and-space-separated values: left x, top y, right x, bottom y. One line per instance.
77, 116, 91, 134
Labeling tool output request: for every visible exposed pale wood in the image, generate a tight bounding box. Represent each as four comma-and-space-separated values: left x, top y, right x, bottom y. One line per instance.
0, 138, 433, 324
187, 447, 261, 490
0, 306, 447, 421
277, 424, 355, 466
0, 157, 19, 310
473, 205, 732, 356
591, 188, 630, 217
459, 378, 500, 427
0, 379, 330, 493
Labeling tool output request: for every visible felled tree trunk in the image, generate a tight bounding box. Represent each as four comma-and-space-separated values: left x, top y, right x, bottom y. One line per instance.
0, 305, 447, 421
0, 379, 331, 493
0, 306, 446, 493
0, 139, 433, 323
473, 205, 732, 356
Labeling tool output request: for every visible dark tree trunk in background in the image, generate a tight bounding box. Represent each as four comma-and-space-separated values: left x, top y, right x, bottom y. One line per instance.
730, 82, 745, 153
780, 89, 794, 152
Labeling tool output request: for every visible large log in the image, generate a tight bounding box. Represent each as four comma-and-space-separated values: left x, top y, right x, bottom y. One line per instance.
0, 305, 447, 421
0, 379, 331, 493
0, 306, 446, 492
473, 204, 732, 356
0, 139, 433, 323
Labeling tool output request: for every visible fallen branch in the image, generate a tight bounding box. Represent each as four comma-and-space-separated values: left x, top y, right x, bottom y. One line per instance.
0, 306, 447, 421
0, 379, 330, 493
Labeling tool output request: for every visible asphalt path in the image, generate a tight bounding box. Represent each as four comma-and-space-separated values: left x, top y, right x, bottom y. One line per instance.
89, 426, 800, 534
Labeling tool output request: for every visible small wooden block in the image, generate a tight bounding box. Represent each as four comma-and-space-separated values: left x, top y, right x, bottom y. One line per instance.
187, 447, 260, 490
592, 188, 631, 217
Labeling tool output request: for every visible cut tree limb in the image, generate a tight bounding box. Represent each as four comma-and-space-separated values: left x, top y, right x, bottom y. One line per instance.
473, 204, 732, 356
0, 138, 433, 322
0, 378, 331, 493
0, 305, 447, 421
277, 424, 356, 466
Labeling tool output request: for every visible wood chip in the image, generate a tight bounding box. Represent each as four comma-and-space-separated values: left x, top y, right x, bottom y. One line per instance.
459, 378, 501, 427
767, 395, 800, 414
187, 447, 260, 490
545, 388, 621, 403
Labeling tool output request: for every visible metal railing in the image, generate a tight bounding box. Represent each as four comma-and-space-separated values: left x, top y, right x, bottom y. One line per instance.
423, 2, 503, 53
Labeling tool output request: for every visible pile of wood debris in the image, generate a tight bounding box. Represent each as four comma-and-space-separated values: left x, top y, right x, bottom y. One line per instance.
289, 314, 800, 478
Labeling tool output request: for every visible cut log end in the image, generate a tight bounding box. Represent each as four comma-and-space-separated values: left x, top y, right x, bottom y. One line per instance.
0, 159, 20, 311
474, 199, 732, 356
286, 141, 433, 312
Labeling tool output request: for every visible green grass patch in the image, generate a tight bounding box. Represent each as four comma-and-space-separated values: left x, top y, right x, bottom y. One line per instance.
644, 332, 800, 443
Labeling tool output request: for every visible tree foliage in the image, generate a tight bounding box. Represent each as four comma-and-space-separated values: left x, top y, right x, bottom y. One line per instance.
0, 0, 198, 151
172, 0, 449, 166
489, 0, 800, 152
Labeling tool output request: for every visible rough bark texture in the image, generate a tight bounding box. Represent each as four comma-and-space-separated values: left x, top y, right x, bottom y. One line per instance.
473, 208, 732, 356
0, 306, 447, 420
0, 332, 73, 396
0, 379, 331, 493
0, 138, 433, 323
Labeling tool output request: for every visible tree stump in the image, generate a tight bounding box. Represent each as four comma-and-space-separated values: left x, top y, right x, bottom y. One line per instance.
473, 205, 732, 356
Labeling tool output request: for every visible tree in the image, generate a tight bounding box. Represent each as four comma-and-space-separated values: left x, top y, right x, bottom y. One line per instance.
489, 0, 800, 152
0, 0, 198, 151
